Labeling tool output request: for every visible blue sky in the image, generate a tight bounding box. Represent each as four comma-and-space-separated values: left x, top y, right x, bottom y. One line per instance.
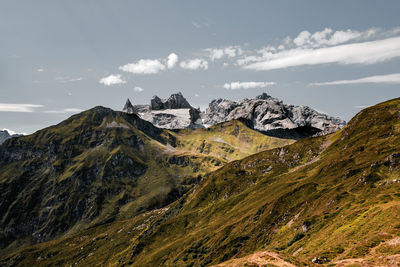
1, 0, 400, 133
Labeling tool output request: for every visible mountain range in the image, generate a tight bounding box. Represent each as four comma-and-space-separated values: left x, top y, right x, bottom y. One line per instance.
0, 95, 399, 266
125, 92, 346, 139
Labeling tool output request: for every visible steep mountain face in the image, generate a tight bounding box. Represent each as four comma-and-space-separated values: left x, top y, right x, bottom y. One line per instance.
0, 107, 292, 254
203, 93, 346, 137
133, 93, 203, 129
150, 92, 192, 110
122, 98, 135, 114
4, 98, 398, 266
129, 92, 345, 138
0, 130, 22, 145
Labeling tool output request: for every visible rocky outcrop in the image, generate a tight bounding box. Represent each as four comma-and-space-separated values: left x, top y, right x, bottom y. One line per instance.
151, 92, 192, 110
202, 93, 345, 137
122, 98, 135, 114
130, 93, 203, 129
0, 130, 22, 145
125, 92, 346, 137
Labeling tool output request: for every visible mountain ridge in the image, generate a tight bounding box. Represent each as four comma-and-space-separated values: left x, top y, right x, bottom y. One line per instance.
129, 92, 346, 139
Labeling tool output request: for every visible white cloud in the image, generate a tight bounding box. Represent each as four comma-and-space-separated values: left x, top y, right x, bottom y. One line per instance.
43, 108, 83, 114
242, 36, 400, 71
293, 28, 375, 48
120, 59, 166, 74
0, 103, 43, 112
133, 86, 144, 92
37, 68, 44, 72
206, 48, 224, 61
223, 81, 276, 90
180, 58, 208, 70
2, 128, 17, 135
294, 30, 312, 46
167, 53, 178, 69
310, 73, 400, 86
205, 46, 242, 61
99, 74, 126, 86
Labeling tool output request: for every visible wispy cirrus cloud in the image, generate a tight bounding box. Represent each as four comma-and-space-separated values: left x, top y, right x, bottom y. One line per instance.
233, 27, 400, 71
241, 36, 400, 71
55, 76, 83, 83
0, 103, 43, 112
99, 74, 126, 86
223, 81, 276, 90
310, 73, 400, 86
43, 108, 83, 114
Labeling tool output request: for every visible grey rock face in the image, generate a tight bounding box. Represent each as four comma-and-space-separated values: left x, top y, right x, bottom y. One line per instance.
150, 92, 192, 110
125, 92, 346, 137
128, 93, 203, 129
202, 93, 346, 136
123, 98, 135, 114
0, 130, 22, 145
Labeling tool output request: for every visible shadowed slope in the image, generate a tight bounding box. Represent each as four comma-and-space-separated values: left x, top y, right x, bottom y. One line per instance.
0, 106, 292, 256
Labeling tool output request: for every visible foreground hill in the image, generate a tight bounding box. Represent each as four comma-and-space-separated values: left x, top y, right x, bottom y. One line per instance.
0, 107, 291, 254
1, 97, 398, 266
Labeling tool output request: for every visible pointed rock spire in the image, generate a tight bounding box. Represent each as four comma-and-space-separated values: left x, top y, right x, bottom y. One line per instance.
123, 98, 135, 114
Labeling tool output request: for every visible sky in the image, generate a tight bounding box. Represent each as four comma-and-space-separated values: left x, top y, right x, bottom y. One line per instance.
1, 0, 400, 134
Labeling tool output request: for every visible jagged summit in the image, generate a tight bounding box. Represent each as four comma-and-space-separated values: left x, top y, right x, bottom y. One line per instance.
256, 92, 272, 100
122, 98, 135, 114
126, 92, 202, 129
203, 93, 346, 137
150, 92, 192, 110
123, 92, 346, 137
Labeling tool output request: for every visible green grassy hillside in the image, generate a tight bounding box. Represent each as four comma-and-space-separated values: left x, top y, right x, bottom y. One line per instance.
0, 107, 292, 256
1, 98, 398, 266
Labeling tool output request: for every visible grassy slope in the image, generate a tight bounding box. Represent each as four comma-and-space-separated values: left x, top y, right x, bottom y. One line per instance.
173, 119, 293, 162
2, 98, 398, 266
0, 107, 292, 256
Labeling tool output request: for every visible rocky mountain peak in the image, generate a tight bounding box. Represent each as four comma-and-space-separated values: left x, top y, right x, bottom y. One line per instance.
256, 92, 272, 100
122, 98, 135, 114
0, 129, 22, 145
150, 92, 192, 110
